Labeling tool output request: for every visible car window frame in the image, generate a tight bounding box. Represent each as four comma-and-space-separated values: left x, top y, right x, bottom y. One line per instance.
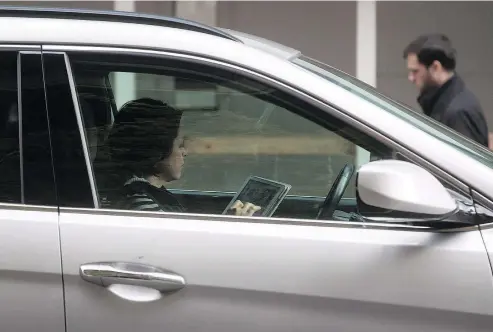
45, 44, 476, 230
69, 55, 387, 199
0, 44, 59, 212
41, 51, 98, 209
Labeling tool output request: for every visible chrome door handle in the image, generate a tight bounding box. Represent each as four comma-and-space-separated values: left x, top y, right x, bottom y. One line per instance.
80, 262, 186, 293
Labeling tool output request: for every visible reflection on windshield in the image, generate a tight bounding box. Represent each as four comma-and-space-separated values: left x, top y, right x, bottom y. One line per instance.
292, 55, 493, 168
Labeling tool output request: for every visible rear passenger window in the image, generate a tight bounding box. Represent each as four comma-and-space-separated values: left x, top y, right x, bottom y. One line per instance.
0, 52, 21, 204
21, 53, 57, 206
0, 51, 55, 206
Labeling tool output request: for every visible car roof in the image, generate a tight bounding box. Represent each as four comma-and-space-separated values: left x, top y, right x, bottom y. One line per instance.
218, 28, 301, 60
0, 6, 299, 61
0, 6, 241, 42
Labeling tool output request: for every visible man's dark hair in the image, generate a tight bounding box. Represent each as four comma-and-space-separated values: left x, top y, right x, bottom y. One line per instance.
403, 34, 457, 71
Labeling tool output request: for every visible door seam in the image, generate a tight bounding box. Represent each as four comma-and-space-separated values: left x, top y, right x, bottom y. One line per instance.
479, 224, 493, 280
56, 213, 68, 332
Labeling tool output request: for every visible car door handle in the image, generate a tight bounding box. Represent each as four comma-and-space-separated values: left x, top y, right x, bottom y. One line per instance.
79, 262, 186, 293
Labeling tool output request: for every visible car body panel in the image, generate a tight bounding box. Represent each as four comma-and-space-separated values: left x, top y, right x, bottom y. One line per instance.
0, 206, 64, 331
476, 219, 493, 280
60, 210, 493, 332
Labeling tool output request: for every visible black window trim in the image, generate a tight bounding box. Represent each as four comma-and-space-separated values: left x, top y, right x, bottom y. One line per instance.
0, 44, 58, 211
63, 52, 100, 208
46, 44, 476, 231
50, 51, 100, 208
16, 52, 24, 203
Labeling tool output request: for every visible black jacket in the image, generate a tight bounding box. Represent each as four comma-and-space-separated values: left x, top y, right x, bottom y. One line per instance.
417, 75, 489, 147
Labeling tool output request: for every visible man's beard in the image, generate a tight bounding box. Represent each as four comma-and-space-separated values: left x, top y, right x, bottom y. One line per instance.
419, 73, 439, 94
417, 72, 441, 116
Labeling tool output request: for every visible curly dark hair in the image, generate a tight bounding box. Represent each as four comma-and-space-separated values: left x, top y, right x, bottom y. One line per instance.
96, 97, 183, 182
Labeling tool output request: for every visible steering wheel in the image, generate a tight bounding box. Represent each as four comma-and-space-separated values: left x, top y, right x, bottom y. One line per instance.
316, 163, 355, 220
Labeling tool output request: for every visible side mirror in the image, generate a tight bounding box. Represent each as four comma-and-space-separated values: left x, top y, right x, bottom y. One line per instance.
356, 160, 458, 221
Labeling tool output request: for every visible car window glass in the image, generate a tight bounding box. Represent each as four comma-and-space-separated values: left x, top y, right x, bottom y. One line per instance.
0, 51, 21, 204
110, 72, 365, 198
21, 53, 57, 206
293, 55, 493, 167
0, 51, 55, 207
68, 52, 395, 221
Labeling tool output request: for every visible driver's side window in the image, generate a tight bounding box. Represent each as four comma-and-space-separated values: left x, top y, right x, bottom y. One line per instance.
70, 52, 392, 220
168, 84, 365, 199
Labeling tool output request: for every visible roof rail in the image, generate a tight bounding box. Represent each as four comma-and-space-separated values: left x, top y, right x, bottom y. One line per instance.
0, 6, 242, 43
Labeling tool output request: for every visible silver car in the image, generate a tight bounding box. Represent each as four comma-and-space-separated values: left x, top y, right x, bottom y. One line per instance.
0, 6, 493, 332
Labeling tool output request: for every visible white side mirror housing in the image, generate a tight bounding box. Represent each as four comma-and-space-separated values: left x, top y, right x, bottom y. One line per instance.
357, 160, 457, 217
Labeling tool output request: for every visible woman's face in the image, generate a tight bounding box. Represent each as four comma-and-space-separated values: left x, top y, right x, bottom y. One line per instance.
155, 135, 188, 182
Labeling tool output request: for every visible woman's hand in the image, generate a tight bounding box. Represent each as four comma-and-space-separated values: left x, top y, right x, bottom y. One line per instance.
229, 200, 261, 216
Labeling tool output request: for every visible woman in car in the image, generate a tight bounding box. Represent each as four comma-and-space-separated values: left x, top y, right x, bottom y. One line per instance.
97, 97, 260, 216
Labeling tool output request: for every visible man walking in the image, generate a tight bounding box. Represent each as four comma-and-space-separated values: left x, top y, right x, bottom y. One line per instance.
403, 34, 489, 147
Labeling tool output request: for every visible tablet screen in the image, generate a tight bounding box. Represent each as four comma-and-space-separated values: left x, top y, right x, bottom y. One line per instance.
223, 176, 290, 217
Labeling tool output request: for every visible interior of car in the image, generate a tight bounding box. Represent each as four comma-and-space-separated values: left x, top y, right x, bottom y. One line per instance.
69, 55, 395, 221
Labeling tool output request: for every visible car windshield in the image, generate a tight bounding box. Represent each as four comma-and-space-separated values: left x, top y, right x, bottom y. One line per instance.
292, 54, 493, 168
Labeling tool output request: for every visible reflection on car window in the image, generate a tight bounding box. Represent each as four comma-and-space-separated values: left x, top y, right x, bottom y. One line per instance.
21, 53, 57, 206
0, 52, 21, 204
0, 51, 55, 206
293, 55, 493, 168
68, 52, 393, 221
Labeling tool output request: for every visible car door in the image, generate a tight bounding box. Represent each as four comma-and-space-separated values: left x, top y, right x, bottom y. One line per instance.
45, 46, 493, 332
0, 48, 64, 331
472, 186, 493, 292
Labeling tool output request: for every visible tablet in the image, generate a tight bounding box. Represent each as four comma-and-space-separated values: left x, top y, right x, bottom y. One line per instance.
223, 176, 291, 217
